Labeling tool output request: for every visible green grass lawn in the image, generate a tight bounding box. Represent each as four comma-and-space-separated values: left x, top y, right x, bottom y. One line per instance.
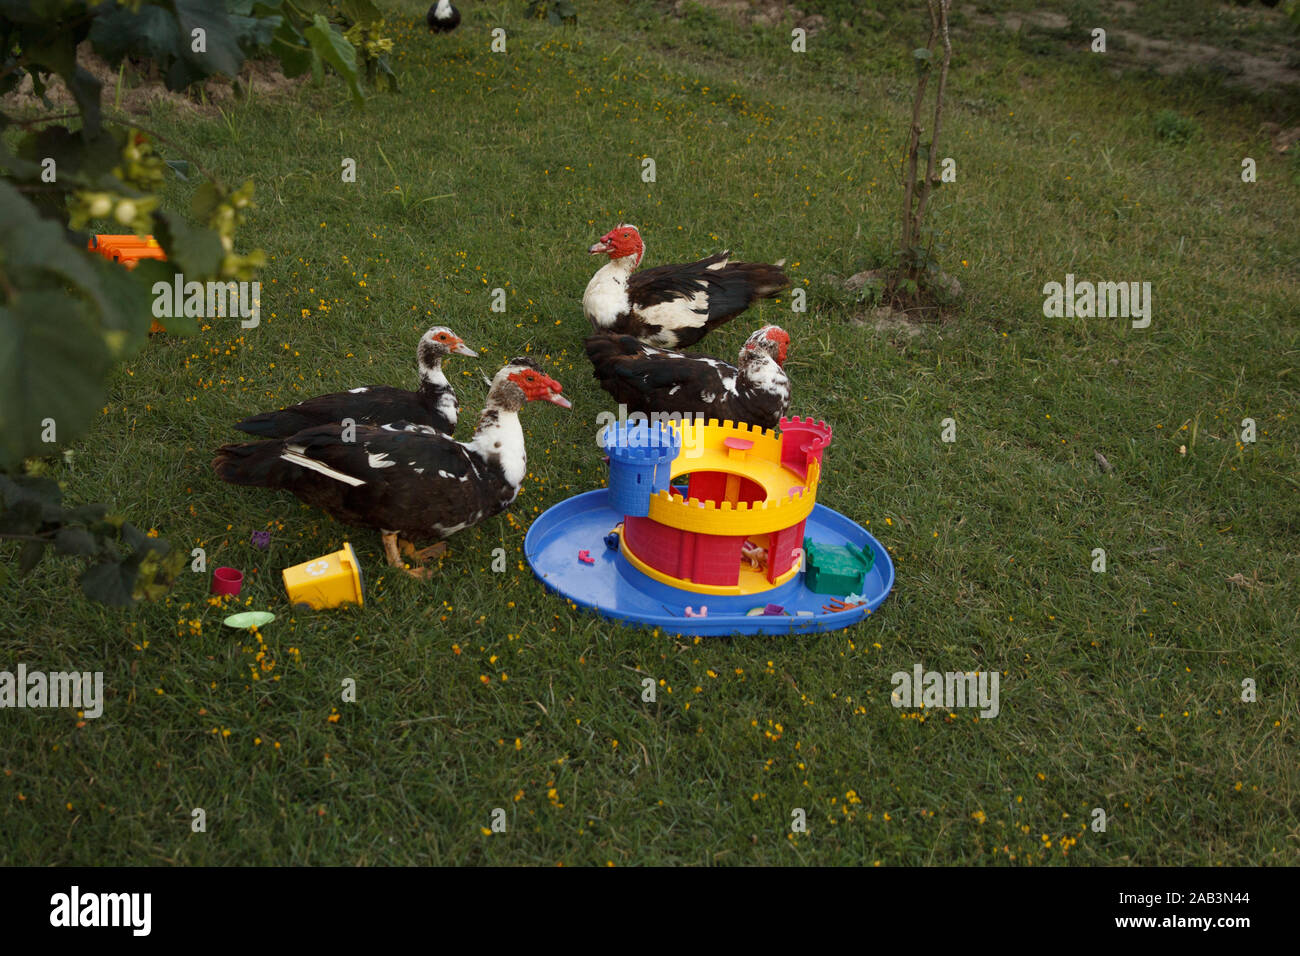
1, 0, 1297, 865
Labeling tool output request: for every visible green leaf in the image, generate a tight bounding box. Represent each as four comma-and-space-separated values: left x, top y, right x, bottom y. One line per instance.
24, 30, 78, 76
89, 5, 183, 65
54, 526, 96, 556
130, 258, 198, 336
154, 208, 224, 278
65, 66, 104, 137
0, 293, 111, 469
89, 0, 247, 92
269, 17, 315, 79
132, 545, 184, 602
227, 13, 279, 54
337, 0, 383, 21
303, 14, 363, 104
0, 130, 43, 178
18, 539, 46, 574
0, 179, 116, 320
913, 47, 934, 61
190, 180, 223, 222
15, 125, 122, 185
165, 159, 192, 181
173, 0, 246, 78
79, 558, 137, 606
0, 474, 63, 514
120, 521, 149, 552
65, 503, 108, 524
19, 26, 103, 134
83, 251, 155, 348
0, 499, 44, 536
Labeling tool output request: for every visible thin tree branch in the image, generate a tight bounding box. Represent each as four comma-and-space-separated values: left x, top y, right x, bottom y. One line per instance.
914, 0, 952, 244
5, 111, 85, 128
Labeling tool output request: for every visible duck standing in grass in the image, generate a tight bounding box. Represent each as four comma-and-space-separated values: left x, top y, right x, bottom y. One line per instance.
213, 359, 570, 578
232, 326, 477, 439
426, 0, 460, 32
584, 325, 791, 430
583, 223, 789, 349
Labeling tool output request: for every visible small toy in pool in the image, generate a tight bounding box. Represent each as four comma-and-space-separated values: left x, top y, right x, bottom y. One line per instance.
821, 596, 866, 613
578, 550, 594, 564
741, 540, 768, 569
685, 606, 708, 618
803, 539, 874, 596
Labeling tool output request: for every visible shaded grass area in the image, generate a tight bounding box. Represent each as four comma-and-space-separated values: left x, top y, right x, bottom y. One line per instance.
0, 0, 1296, 865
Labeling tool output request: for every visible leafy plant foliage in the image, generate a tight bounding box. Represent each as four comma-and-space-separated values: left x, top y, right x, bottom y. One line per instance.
0, 0, 396, 602
0, 472, 185, 605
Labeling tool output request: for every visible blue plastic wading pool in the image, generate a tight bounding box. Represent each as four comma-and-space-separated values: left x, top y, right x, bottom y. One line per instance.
524, 489, 894, 636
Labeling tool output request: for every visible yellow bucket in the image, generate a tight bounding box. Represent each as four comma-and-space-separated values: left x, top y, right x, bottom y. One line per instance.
282, 542, 365, 610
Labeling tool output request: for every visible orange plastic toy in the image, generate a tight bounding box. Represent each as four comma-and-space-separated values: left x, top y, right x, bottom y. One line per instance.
87, 234, 168, 332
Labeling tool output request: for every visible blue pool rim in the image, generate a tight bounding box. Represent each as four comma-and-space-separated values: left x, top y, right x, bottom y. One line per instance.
524, 489, 895, 636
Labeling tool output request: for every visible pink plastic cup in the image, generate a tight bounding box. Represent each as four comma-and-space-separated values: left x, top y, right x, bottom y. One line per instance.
211, 567, 244, 596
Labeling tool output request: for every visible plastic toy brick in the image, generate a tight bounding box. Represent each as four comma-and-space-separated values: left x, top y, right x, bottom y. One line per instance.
803, 539, 875, 596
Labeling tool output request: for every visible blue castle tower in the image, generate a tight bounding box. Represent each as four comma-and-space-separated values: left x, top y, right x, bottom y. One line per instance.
601, 420, 681, 517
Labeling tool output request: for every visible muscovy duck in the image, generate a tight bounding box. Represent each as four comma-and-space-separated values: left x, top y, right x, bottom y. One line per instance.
426, 0, 460, 32
583, 223, 789, 349
212, 359, 570, 578
584, 325, 791, 430
232, 326, 477, 439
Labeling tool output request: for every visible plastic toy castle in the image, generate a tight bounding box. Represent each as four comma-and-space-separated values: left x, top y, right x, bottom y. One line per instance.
526, 413, 891, 634
603, 416, 832, 595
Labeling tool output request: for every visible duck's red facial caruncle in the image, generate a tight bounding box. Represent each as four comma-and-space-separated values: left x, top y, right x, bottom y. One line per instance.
589, 224, 643, 264
744, 325, 790, 366
508, 368, 572, 408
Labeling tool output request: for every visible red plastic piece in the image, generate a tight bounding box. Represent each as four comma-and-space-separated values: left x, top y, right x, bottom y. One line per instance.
211, 566, 244, 596
578, 550, 594, 564
766, 521, 806, 583
624, 514, 748, 587
778, 417, 832, 480
820, 597, 866, 613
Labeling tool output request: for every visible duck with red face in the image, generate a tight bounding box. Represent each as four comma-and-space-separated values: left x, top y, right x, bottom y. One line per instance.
584, 325, 792, 431
583, 223, 789, 349
233, 325, 478, 439
213, 358, 570, 578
